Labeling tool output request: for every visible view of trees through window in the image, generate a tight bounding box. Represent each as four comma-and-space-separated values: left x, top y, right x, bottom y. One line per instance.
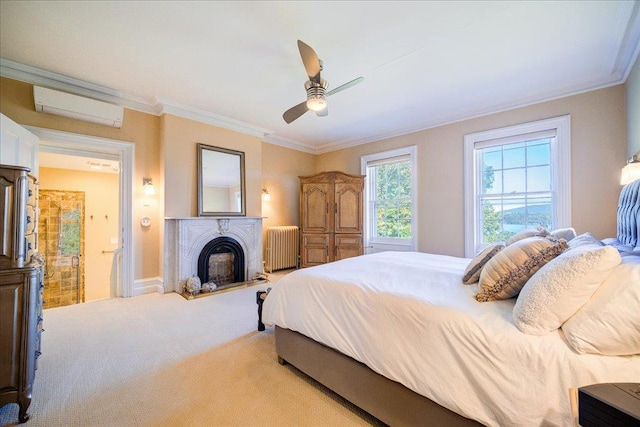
371, 161, 412, 239
60, 209, 81, 256
480, 138, 553, 244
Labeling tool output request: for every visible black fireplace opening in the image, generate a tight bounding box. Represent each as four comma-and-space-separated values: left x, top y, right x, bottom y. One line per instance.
197, 236, 245, 286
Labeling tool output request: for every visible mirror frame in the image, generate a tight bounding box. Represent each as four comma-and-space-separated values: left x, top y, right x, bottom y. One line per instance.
197, 143, 246, 216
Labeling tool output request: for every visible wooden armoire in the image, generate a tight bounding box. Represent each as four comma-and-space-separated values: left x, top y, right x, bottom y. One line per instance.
299, 171, 364, 267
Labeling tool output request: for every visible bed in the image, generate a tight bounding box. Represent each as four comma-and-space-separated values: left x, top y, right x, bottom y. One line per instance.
262, 179, 640, 426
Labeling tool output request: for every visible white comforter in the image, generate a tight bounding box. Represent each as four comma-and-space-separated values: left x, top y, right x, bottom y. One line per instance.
262, 251, 640, 426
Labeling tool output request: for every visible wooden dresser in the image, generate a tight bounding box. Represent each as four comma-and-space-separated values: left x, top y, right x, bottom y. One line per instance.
299, 171, 364, 267
0, 164, 43, 423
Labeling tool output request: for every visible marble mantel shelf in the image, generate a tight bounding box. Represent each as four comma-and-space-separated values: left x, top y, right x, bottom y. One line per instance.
165, 216, 266, 220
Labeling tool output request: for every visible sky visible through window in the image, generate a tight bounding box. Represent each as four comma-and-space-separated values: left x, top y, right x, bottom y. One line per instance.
480, 138, 553, 243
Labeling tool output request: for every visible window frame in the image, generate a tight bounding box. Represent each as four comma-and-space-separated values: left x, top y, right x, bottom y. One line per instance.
463, 115, 571, 257
361, 146, 418, 253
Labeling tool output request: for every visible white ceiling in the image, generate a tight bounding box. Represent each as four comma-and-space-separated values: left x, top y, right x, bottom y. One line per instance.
1, 1, 639, 154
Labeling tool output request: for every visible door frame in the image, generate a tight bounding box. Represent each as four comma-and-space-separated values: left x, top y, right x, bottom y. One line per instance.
25, 126, 135, 298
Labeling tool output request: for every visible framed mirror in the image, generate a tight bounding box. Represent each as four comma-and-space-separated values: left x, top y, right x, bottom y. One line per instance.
197, 143, 246, 216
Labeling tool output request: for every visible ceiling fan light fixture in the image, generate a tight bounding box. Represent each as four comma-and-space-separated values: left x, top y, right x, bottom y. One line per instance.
305, 79, 328, 112
283, 42, 362, 124
306, 95, 327, 111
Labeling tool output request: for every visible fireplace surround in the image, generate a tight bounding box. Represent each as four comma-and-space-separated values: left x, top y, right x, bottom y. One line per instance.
164, 217, 263, 294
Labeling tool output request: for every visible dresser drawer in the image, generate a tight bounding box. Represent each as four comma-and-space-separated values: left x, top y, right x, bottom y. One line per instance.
25, 205, 36, 235
27, 178, 37, 206
25, 233, 37, 262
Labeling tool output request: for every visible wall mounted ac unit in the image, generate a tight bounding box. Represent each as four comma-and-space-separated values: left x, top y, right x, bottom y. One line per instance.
33, 86, 123, 128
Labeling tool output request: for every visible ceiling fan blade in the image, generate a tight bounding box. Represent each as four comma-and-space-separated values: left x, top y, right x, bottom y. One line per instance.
326, 77, 364, 97
316, 106, 328, 117
297, 40, 322, 83
283, 101, 309, 124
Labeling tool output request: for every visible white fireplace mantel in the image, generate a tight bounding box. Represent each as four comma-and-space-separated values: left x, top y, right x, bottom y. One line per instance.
164, 217, 263, 293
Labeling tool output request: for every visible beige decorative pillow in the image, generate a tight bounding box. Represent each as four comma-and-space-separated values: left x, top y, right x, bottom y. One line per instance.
475, 237, 568, 302
514, 245, 621, 336
506, 226, 550, 246
462, 243, 505, 284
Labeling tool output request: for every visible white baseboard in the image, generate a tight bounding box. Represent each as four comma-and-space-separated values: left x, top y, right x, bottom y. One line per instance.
133, 277, 164, 296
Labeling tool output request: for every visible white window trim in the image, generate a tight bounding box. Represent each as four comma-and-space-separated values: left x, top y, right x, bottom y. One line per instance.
361, 146, 418, 253
463, 115, 571, 257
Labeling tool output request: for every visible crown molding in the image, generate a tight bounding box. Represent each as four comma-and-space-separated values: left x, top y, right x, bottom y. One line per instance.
262, 133, 318, 154
0, 54, 632, 156
2, 0, 638, 160
306, 5, 640, 154
0, 58, 157, 114
155, 98, 272, 139
313, 68, 630, 155
615, 1, 640, 80
0, 58, 292, 146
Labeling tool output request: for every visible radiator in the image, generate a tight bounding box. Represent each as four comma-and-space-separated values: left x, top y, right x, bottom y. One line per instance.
266, 226, 299, 273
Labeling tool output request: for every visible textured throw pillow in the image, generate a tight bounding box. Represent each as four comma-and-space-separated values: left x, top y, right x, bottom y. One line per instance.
513, 245, 621, 336
475, 237, 567, 302
561, 256, 640, 355
567, 232, 604, 250
550, 227, 577, 242
506, 226, 549, 246
462, 243, 505, 284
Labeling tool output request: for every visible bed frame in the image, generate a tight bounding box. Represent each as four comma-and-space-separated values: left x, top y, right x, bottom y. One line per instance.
275, 326, 481, 426
273, 181, 640, 426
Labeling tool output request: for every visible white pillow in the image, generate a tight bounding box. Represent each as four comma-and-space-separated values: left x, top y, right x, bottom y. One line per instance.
550, 227, 576, 241
512, 245, 621, 335
567, 232, 604, 250
561, 256, 640, 355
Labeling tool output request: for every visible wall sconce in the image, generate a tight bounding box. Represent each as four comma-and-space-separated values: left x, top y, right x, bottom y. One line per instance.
143, 178, 155, 196
143, 178, 155, 207
620, 152, 640, 185
262, 189, 271, 202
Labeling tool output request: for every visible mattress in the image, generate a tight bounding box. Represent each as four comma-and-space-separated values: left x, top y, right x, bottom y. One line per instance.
262, 251, 640, 426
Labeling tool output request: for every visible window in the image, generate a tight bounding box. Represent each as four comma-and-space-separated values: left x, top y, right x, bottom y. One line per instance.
60, 207, 81, 256
464, 116, 571, 257
361, 146, 417, 252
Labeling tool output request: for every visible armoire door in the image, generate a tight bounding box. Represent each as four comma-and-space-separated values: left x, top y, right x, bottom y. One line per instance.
301, 233, 331, 266
334, 182, 363, 234
300, 182, 333, 233
334, 234, 363, 262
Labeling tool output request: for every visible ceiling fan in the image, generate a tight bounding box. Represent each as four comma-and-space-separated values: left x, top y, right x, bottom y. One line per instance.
283, 40, 364, 124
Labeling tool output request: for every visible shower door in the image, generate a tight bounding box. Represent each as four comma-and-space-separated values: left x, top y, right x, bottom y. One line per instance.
38, 190, 85, 309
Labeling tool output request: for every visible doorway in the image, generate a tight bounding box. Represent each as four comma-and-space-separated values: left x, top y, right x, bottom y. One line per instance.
37, 148, 122, 306
26, 126, 135, 298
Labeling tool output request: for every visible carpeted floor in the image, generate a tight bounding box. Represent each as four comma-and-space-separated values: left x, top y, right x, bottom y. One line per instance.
0, 280, 382, 426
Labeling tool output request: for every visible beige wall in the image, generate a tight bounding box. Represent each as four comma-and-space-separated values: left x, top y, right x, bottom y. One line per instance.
39, 167, 119, 301
318, 85, 628, 257
0, 77, 161, 281
260, 142, 316, 232
0, 75, 632, 282
627, 54, 640, 157
161, 114, 263, 218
